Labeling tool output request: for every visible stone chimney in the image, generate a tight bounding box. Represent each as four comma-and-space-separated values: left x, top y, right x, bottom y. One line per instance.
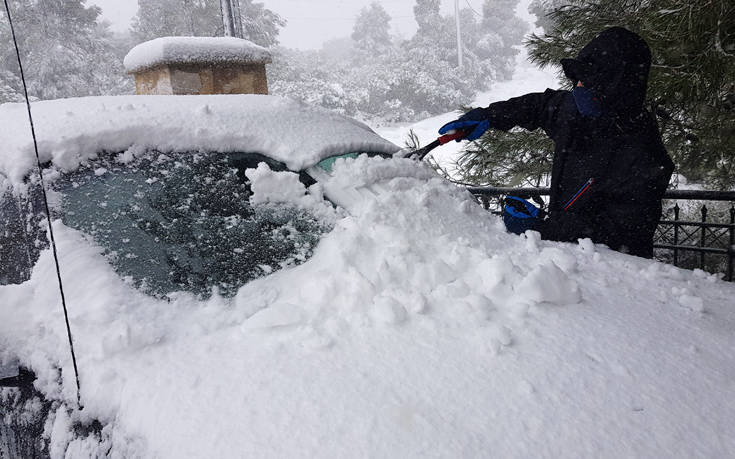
124, 37, 272, 96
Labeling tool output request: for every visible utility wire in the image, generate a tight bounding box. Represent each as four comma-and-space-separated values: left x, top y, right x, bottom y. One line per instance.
2, 0, 82, 409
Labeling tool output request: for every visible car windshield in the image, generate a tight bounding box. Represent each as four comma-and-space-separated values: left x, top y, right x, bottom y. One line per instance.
53, 151, 333, 298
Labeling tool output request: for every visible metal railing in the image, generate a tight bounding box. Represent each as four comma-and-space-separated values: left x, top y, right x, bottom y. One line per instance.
467, 187, 735, 282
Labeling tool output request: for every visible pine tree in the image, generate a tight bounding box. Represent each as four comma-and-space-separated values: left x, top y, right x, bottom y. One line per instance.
456, 129, 554, 187
239, 0, 285, 48
457, 0, 735, 189
132, 0, 284, 48
413, 0, 442, 35
0, 0, 132, 101
351, 2, 392, 53
528, 0, 735, 188
478, 0, 527, 80
132, 0, 222, 40
0, 70, 23, 103
527, 0, 565, 32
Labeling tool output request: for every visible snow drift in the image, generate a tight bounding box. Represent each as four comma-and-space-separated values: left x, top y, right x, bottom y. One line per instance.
2, 154, 735, 458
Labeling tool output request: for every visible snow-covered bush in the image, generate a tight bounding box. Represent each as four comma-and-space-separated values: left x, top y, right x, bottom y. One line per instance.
0, 0, 133, 101
269, 44, 477, 124
269, 0, 527, 124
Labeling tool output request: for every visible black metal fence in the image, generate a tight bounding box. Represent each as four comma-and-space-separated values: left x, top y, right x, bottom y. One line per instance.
467, 187, 735, 282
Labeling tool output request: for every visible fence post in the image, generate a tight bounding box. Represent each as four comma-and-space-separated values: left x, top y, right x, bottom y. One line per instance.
728, 205, 734, 282
673, 204, 680, 267
700, 205, 708, 270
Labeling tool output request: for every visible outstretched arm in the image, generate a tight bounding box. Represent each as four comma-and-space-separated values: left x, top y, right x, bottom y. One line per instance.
439, 89, 567, 139
483, 89, 566, 133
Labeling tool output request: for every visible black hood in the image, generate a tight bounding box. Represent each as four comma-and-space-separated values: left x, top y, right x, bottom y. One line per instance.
561, 27, 651, 117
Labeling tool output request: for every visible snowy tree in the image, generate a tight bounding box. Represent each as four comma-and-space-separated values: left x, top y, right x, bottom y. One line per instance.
0, 0, 132, 102
269, 41, 477, 124
132, 0, 222, 40
0, 70, 23, 103
478, 0, 527, 80
239, 0, 285, 48
527, 0, 565, 32
268, 0, 529, 123
407, 0, 526, 85
410, 0, 452, 58
132, 0, 284, 47
413, 0, 442, 35
351, 2, 392, 53
268, 47, 364, 118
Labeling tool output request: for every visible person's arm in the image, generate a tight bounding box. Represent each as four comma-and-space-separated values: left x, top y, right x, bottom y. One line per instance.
439, 89, 567, 140
484, 89, 567, 133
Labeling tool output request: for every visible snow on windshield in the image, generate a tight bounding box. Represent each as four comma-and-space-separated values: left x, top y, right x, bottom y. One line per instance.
1, 156, 735, 457
123, 37, 272, 73
0, 95, 400, 185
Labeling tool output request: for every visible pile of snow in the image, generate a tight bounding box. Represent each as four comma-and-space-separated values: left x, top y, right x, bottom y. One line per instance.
0, 95, 399, 184
245, 162, 335, 223
123, 37, 272, 73
2, 155, 735, 458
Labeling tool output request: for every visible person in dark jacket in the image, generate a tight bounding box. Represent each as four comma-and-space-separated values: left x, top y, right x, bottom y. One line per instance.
439, 27, 674, 258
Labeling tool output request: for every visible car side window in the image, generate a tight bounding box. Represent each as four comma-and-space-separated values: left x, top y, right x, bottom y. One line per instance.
52, 151, 332, 298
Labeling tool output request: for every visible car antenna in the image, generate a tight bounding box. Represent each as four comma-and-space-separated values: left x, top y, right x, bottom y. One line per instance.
2, 0, 82, 409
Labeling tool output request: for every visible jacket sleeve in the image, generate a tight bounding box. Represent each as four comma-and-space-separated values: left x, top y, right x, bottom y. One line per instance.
483, 89, 567, 135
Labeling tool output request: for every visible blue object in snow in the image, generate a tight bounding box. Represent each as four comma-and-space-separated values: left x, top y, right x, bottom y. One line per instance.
503, 196, 540, 235
572, 86, 603, 117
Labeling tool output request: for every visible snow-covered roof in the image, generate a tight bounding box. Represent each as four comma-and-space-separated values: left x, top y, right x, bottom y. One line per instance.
124, 37, 272, 73
0, 95, 400, 184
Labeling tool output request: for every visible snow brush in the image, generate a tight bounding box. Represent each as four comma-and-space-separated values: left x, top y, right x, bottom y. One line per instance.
402, 129, 469, 161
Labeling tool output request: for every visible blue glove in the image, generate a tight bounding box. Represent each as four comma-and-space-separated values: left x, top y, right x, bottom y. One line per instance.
438, 108, 491, 141
503, 196, 541, 235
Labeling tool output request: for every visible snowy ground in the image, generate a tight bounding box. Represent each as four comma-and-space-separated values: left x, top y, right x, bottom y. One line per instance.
2, 153, 735, 458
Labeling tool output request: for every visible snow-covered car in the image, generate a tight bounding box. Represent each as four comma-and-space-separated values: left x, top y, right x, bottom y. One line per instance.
0, 94, 403, 454
2, 95, 735, 459
0, 95, 400, 295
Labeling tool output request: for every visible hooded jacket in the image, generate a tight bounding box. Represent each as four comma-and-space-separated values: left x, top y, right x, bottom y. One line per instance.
481, 27, 674, 257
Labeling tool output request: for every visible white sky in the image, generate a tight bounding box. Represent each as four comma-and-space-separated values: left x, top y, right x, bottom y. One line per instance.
90, 0, 537, 50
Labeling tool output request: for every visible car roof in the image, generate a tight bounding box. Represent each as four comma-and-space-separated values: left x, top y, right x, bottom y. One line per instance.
0, 94, 400, 185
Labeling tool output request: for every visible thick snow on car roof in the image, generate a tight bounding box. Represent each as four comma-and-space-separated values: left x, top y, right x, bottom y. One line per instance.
123, 37, 272, 73
0, 94, 399, 184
